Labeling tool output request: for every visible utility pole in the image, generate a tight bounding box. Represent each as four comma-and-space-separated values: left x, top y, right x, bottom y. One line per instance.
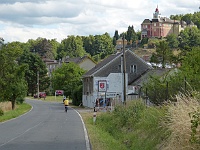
122, 34, 126, 105
37, 71, 39, 99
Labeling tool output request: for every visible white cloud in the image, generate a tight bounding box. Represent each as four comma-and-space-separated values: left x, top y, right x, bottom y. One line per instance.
0, 0, 199, 42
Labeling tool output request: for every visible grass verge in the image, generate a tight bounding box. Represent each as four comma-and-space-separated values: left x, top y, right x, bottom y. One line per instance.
81, 112, 127, 150
81, 93, 200, 150
81, 100, 168, 150
26, 96, 73, 104
0, 103, 31, 123
27, 96, 63, 102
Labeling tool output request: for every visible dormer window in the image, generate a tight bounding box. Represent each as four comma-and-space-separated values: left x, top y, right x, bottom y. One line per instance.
130, 65, 137, 73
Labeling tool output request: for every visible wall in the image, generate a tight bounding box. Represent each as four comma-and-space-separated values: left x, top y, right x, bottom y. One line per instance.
79, 59, 96, 71
82, 73, 128, 108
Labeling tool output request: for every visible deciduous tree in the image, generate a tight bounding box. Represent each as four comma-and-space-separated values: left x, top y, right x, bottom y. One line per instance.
51, 62, 85, 101
0, 42, 28, 109
82, 35, 95, 56
166, 34, 179, 49
179, 27, 200, 50
180, 46, 200, 90
19, 51, 50, 96
150, 41, 173, 68
57, 35, 86, 59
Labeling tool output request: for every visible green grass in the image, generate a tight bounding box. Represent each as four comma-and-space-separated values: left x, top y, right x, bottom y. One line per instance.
81, 112, 127, 150
81, 100, 168, 150
82, 96, 200, 150
0, 103, 32, 123
27, 96, 69, 103
44, 96, 64, 102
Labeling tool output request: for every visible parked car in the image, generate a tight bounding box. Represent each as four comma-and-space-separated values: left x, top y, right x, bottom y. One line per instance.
34, 92, 46, 98
39, 92, 46, 98
55, 90, 64, 96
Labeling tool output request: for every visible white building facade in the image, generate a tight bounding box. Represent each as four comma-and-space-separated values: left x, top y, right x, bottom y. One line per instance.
82, 73, 128, 108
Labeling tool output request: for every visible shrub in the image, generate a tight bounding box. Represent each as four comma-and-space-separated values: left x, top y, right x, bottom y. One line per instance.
95, 100, 167, 149
148, 38, 160, 48
72, 85, 83, 106
189, 108, 200, 145
0, 108, 4, 116
16, 97, 25, 104
113, 100, 146, 127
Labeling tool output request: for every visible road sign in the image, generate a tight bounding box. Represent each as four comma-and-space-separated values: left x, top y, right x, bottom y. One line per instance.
98, 80, 107, 92
106, 92, 116, 98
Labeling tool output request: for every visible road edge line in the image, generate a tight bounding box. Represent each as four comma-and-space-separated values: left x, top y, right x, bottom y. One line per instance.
72, 108, 91, 150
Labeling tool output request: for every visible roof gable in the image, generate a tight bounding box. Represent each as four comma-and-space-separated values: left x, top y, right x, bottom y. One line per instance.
83, 52, 121, 77
83, 50, 153, 78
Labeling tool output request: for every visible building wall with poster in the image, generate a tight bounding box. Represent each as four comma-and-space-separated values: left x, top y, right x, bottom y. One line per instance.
82, 73, 128, 108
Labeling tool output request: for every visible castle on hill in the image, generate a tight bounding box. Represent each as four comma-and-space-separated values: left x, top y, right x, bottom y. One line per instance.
141, 6, 196, 39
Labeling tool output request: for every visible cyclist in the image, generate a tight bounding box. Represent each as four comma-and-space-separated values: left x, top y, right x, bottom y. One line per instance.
64, 98, 69, 112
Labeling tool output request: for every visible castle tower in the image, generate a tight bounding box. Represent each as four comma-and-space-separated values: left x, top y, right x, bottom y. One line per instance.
153, 5, 161, 19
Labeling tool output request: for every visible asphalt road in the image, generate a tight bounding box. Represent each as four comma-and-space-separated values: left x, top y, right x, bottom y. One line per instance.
0, 99, 90, 150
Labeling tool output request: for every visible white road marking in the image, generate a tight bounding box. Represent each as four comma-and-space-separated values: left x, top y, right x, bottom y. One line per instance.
72, 108, 91, 150
0, 121, 42, 147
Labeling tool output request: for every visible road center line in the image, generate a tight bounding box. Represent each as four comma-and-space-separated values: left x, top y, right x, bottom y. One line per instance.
0, 121, 43, 148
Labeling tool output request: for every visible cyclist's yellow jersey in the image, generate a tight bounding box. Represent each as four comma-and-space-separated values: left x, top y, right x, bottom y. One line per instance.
64, 99, 69, 106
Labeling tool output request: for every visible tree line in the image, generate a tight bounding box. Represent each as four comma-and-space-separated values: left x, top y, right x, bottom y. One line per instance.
0, 25, 139, 109
24, 26, 140, 63
170, 11, 200, 29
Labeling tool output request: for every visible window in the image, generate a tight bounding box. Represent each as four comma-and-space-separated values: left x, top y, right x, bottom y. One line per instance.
143, 25, 147, 28
154, 23, 156, 26
130, 65, 137, 73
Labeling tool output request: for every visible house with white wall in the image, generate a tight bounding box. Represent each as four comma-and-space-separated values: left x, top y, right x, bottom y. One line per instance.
82, 50, 153, 108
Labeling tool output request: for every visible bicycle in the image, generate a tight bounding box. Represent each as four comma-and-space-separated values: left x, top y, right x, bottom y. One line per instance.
65, 105, 68, 112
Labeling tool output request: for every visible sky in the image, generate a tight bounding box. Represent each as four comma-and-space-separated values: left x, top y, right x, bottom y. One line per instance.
0, 0, 199, 43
